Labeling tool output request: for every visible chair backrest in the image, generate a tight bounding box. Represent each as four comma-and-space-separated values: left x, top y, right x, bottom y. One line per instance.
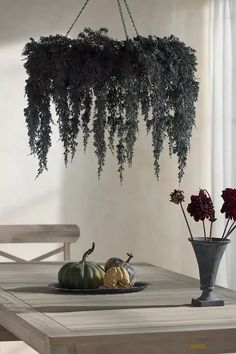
0, 224, 80, 262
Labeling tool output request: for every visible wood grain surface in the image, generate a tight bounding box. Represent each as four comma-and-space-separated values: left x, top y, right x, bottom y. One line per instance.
0, 224, 80, 262
0, 225, 80, 243
0, 262, 235, 353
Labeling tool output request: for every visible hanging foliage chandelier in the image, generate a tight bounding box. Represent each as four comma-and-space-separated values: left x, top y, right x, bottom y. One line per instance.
23, 0, 199, 182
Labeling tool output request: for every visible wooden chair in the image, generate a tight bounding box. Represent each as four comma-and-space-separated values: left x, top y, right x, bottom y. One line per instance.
0, 224, 80, 262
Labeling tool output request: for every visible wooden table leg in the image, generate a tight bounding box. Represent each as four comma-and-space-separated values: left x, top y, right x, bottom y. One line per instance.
49, 344, 77, 354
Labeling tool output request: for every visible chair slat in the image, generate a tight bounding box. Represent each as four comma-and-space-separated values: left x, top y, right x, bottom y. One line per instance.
0, 225, 80, 243
0, 250, 26, 262
0, 224, 80, 262
30, 246, 64, 262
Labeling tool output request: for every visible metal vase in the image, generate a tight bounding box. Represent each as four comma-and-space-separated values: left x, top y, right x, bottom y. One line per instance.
189, 237, 230, 307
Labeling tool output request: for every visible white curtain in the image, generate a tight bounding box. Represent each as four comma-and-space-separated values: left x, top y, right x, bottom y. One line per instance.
210, 0, 236, 288
227, 0, 236, 289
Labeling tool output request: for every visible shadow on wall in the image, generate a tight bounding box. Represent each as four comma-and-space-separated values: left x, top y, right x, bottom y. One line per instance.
0, 0, 209, 45
55, 0, 210, 277
0, 0, 209, 276
58, 120, 194, 273
0, 0, 137, 45
0, 189, 60, 221
59, 127, 159, 263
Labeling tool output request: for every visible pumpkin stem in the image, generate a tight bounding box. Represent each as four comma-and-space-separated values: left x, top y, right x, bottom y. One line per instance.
125, 253, 133, 263
82, 242, 95, 262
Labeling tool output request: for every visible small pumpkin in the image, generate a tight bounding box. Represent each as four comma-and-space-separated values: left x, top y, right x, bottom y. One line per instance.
105, 253, 136, 286
104, 266, 130, 288
58, 242, 104, 289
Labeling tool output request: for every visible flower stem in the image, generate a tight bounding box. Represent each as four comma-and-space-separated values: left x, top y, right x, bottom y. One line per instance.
180, 202, 193, 240
202, 220, 206, 241
222, 218, 230, 239
209, 221, 213, 241
224, 220, 236, 239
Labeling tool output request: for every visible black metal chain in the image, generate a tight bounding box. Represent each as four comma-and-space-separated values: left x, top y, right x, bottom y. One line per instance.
116, 0, 129, 39
122, 0, 139, 37
65, 0, 139, 39
65, 0, 91, 37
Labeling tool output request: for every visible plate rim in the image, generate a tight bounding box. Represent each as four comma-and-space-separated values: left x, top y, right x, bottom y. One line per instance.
48, 281, 148, 293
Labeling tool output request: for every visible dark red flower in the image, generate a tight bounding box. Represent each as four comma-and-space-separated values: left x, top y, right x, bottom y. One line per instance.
221, 188, 236, 220
187, 189, 215, 222
170, 189, 185, 204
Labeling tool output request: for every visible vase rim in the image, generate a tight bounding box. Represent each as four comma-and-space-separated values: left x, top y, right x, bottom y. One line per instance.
188, 237, 230, 244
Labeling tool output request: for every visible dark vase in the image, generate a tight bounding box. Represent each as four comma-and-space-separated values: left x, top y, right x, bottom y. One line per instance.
189, 237, 230, 307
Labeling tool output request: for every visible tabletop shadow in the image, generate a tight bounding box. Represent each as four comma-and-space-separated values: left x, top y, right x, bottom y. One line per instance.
34, 303, 192, 313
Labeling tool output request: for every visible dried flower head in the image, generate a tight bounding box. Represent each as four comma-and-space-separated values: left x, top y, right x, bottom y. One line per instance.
221, 188, 236, 220
187, 189, 215, 222
170, 189, 185, 204
171, 187, 236, 241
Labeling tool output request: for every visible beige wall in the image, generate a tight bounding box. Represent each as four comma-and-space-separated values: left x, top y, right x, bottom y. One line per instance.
0, 0, 210, 352
0, 0, 211, 273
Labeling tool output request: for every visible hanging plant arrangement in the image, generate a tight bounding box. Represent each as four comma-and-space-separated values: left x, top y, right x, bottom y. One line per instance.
23, 3, 199, 183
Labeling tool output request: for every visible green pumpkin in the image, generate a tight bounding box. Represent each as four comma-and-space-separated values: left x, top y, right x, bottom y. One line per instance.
58, 243, 104, 289
104, 253, 136, 286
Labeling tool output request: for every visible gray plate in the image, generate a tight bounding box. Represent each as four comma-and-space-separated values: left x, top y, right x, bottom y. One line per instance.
49, 282, 148, 294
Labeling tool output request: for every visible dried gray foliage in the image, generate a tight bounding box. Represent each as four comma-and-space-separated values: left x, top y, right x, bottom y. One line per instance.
23, 28, 199, 182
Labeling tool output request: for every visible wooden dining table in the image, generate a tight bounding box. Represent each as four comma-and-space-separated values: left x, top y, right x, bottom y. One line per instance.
0, 262, 236, 354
